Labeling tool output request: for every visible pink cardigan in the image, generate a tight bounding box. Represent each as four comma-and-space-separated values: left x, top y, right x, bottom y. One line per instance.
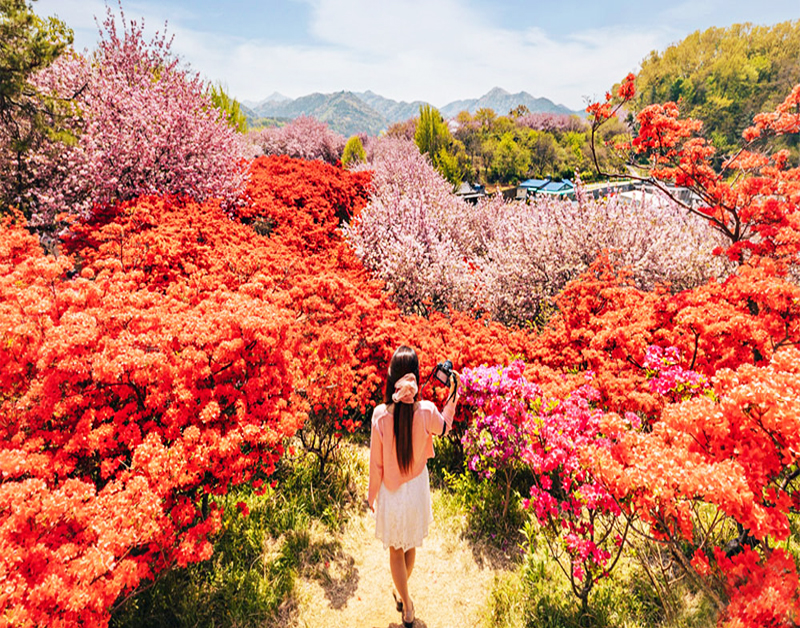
367, 398, 456, 509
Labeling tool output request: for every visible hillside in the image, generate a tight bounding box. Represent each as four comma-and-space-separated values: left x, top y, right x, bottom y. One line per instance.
354, 90, 430, 125
633, 20, 800, 153
248, 91, 386, 136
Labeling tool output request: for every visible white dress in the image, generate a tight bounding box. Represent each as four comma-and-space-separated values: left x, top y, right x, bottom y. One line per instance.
374, 466, 434, 550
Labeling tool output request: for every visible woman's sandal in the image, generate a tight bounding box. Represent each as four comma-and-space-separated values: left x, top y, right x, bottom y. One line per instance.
402, 599, 414, 627
392, 590, 403, 612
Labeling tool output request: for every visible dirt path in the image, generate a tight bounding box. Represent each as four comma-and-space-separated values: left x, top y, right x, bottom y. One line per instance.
291, 463, 512, 628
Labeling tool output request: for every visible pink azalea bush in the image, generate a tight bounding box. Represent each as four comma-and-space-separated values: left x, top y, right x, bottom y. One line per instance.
459, 362, 629, 610
25, 8, 247, 230
459, 361, 538, 518
248, 116, 345, 164
344, 137, 730, 326
459, 346, 753, 612
643, 345, 710, 402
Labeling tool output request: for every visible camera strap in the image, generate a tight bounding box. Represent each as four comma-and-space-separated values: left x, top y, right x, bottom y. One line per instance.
418, 367, 437, 396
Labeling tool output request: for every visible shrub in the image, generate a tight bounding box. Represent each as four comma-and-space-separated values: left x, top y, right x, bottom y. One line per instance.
249, 115, 345, 164
342, 135, 366, 168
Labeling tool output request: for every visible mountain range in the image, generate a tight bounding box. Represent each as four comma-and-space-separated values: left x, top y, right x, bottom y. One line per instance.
240, 87, 580, 136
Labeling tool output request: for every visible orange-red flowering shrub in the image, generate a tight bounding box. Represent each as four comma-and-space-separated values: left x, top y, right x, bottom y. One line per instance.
241, 155, 372, 250
531, 255, 800, 417
714, 547, 800, 628
0, 212, 298, 626
7, 66, 797, 625
561, 79, 800, 627
590, 75, 800, 267
587, 347, 800, 625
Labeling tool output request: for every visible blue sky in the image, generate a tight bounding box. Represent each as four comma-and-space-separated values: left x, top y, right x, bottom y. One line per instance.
34, 0, 800, 110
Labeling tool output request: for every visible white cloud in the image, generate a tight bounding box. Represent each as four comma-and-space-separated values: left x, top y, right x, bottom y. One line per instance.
218, 0, 670, 108
34, 0, 676, 110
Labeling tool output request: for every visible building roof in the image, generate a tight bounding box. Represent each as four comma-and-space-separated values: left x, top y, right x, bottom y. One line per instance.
455, 182, 486, 197
519, 178, 550, 189
519, 178, 574, 194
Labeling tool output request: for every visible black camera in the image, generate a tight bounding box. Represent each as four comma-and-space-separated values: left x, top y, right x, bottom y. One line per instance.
433, 359, 454, 386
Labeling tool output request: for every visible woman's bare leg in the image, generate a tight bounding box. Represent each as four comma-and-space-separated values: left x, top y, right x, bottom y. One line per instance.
404, 547, 416, 580
389, 546, 413, 615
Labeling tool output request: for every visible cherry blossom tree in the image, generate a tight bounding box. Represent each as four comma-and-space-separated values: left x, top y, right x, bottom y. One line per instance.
23, 6, 247, 235
248, 115, 345, 164
515, 112, 589, 133
344, 137, 729, 327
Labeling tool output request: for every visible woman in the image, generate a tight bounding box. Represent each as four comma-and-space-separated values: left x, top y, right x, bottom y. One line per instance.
367, 345, 460, 627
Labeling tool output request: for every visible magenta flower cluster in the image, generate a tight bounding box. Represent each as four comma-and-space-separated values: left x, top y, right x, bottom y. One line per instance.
643, 345, 710, 402
459, 361, 539, 479
460, 363, 625, 587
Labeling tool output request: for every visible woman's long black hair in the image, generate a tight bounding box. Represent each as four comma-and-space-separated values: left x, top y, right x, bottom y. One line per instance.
384, 345, 420, 474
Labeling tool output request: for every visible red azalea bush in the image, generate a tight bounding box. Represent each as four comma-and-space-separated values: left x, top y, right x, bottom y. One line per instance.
0, 155, 372, 625
589, 73, 800, 267
0, 212, 298, 626
587, 346, 800, 624
240, 154, 372, 249
0, 150, 549, 625
437, 79, 800, 625
539, 77, 800, 626
712, 547, 800, 628
461, 340, 800, 622
3, 14, 800, 623
528, 253, 800, 418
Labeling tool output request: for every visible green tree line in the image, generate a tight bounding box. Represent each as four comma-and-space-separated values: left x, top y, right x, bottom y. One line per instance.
391, 104, 626, 188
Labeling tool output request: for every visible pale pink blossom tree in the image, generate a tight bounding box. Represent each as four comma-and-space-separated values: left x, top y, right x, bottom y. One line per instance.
25, 7, 247, 231
344, 137, 731, 326
515, 112, 589, 133
248, 116, 345, 164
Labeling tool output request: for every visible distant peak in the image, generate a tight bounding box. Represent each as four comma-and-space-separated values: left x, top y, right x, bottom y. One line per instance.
265, 91, 290, 103
486, 87, 510, 96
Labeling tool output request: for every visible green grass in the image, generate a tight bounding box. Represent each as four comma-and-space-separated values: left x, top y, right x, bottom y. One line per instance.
111, 440, 366, 628
479, 522, 718, 628
425, 424, 468, 488
430, 431, 533, 551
